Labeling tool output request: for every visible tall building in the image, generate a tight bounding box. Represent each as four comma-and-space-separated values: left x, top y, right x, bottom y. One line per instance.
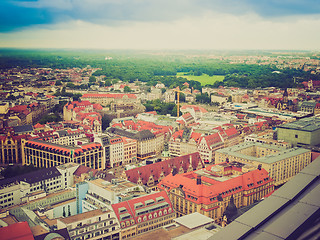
158, 161, 274, 223
22, 139, 104, 169
107, 127, 157, 161
111, 191, 175, 239
215, 142, 311, 186
277, 116, 320, 147
57, 208, 121, 240
97, 133, 137, 168
0, 163, 78, 208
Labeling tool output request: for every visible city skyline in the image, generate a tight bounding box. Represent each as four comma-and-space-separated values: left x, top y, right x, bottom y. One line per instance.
0, 0, 320, 50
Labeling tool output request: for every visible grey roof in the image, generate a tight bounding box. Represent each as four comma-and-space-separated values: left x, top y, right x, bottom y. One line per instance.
107, 127, 155, 141
278, 116, 320, 132
13, 124, 34, 134
216, 142, 310, 164
0, 167, 61, 187
208, 155, 320, 240
57, 130, 68, 137
174, 212, 214, 229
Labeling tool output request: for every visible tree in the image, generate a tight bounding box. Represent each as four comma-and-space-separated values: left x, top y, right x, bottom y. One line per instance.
102, 115, 112, 130
104, 79, 112, 87
124, 86, 132, 92
73, 93, 82, 101
55, 80, 62, 86
89, 76, 96, 83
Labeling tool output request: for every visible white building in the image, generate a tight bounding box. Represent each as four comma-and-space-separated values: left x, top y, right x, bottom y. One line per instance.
57, 208, 121, 240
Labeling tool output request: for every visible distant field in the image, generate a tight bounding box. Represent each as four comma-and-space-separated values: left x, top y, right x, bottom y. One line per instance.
177, 72, 225, 86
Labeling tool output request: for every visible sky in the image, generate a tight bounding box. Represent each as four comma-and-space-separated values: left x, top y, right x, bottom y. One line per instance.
0, 0, 320, 50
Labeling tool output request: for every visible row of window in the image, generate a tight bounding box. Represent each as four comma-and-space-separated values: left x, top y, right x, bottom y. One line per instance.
0, 192, 13, 199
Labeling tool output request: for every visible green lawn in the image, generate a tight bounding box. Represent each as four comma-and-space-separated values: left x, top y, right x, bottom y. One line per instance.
177, 72, 224, 86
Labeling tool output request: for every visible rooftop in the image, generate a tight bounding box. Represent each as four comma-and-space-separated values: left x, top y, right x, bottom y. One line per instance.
89, 178, 137, 192
208, 154, 320, 240
59, 208, 110, 224
174, 212, 214, 229
216, 142, 310, 164
278, 116, 320, 132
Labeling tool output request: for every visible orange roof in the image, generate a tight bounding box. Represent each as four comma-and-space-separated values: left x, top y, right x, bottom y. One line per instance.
112, 191, 173, 229
34, 123, 45, 128
125, 152, 203, 186
158, 165, 273, 205
0, 222, 34, 240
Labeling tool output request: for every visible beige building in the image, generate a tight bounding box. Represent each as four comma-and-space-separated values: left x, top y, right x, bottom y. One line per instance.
215, 142, 311, 186
107, 128, 157, 161
81, 93, 138, 106
22, 139, 104, 170
57, 208, 121, 240
158, 162, 274, 224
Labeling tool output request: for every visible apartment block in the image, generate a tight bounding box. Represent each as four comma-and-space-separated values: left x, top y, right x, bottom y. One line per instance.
0, 163, 77, 208
158, 162, 274, 223
215, 142, 311, 186
22, 139, 104, 170
57, 208, 121, 240
111, 191, 175, 239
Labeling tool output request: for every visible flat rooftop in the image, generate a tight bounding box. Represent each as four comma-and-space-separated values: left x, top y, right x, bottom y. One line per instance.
89, 178, 137, 192
216, 142, 310, 164
174, 212, 214, 229
278, 117, 320, 132
59, 208, 111, 224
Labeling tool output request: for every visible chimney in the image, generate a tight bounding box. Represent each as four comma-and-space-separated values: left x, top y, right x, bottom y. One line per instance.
258, 164, 262, 170
197, 175, 202, 185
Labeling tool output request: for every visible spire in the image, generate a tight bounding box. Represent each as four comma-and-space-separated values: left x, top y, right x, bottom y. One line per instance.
224, 195, 238, 223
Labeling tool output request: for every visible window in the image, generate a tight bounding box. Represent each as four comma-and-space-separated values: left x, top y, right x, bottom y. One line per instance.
295, 135, 298, 138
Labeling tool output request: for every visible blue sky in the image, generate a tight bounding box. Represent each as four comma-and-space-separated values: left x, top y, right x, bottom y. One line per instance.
0, 0, 319, 49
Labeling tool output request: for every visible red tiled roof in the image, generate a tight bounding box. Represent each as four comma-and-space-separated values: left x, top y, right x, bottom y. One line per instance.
0, 222, 34, 240
74, 165, 100, 177
203, 132, 223, 148
10, 105, 28, 112
158, 165, 273, 205
34, 123, 45, 128
180, 105, 208, 113
112, 191, 173, 229
125, 152, 203, 185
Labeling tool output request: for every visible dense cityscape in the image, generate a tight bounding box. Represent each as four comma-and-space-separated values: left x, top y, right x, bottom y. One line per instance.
1, 0, 320, 239
0, 50, 319, 240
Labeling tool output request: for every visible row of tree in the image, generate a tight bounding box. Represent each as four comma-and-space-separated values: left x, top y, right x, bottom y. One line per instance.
1, 49, 319, 90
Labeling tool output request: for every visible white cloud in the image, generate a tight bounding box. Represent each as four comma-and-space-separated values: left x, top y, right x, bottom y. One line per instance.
1, 13, 319, 50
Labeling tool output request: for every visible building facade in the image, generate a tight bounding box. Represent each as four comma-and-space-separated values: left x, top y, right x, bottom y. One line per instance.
122, 152, 204, 191
0, 164, 77, 209
277, 117, 320, 147
22, 139, 104, 169
57, 208, 121, 240
215, 142, 311, 186
111, 191, 175, 239
158, 162, 274, 224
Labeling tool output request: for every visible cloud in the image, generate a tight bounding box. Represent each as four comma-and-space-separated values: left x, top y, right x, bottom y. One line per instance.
1, 12, 319, 50
1, 0, 320, 32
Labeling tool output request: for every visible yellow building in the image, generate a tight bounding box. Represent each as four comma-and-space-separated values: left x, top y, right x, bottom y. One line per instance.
22, 139, 104, 169
158, 162, 274, 224
81, 93, 138, 106
215, 142, 311, 186
0, 132, 26, 164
